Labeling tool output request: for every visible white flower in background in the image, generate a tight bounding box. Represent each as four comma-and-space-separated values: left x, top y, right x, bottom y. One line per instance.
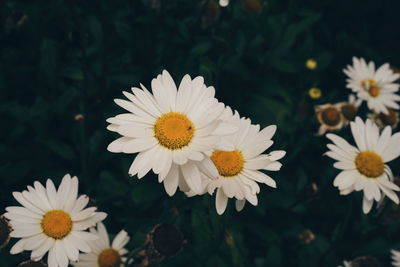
343, 57, 400, 114
325, 117, 400, 213
219, 0, 229, 7
73, 223, 129, 267
4, 174, 107, 267
315, 103, 345, 135
338, 260, 352, 267
391, 249, 400, 267
339, 94, 362, 123
188, 108, 285, 215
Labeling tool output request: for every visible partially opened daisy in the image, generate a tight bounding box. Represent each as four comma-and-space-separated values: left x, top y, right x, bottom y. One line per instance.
343, 57, 400, 114
391, 249, 400, 267
73, 223, 129, 267
315, 103, 345, 135
4, 174, 107, 267
325, 117, 400, 213
189, 108, 285, 214
107, 70, 236, 196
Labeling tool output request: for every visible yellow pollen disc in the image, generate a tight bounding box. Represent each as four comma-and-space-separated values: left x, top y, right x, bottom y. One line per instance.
154, 112, 195, 150
368, 85, 380, 97
341, 103, 357, 121
308, 88, 321, 99
41, 210, 72, 239
211, 150, 244, 177
361, 78, 376, 88
98, 248, 122, 267
321, 107, 341, 126
355, 151, 384, 178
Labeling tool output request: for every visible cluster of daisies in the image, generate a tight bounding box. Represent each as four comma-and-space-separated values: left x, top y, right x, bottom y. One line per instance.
2, 174, 130, 267
316, 58, 400, 265
107, 70, 285, 215
315, 57, 400, 136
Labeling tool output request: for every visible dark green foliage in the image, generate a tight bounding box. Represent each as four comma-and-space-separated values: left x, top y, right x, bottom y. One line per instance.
1, 0, 400, 266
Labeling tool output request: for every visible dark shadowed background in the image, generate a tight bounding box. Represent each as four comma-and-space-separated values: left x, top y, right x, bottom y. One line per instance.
1, 0, 400, 266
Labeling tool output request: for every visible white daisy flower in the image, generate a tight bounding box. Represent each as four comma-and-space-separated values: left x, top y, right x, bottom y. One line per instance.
343, 57, 400, 114
107, 70, 236, 196
315, 103, 346, 135
4, 174, 107, 267
325, 117, 400, 213
391, 249, 400, 267
73, 223, 129, 267
219, 0, 229, 7
188, 108, 285, 215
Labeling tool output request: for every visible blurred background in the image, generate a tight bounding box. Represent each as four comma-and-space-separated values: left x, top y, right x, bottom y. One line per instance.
1, 0, 400, 266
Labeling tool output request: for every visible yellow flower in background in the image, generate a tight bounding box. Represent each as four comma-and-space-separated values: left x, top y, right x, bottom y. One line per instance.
306, 59, 317, 70
308, 88, 321, 99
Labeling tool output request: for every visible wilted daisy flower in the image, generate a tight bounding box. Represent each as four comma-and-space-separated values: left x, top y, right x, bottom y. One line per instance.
325, 117, 400, 213
339, 94, 362, 122
4, 174, 107, 267
0, 215, 11, 249
368, 108, 399, 130
315, 103, 345, 135
189, 108, 285, 214
107, 70, 236, 196
391, 250, 400, 267
343, 57, 400, 114
73, 223, 129, 267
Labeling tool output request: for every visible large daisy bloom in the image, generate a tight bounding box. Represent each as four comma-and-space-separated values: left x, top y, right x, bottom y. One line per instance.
73, 223, 129, 267
325, 117, 400, 213
315, 103, 345, 135
4, 174, 107, 267
189, 108, 285, 215
391, 249, 400, 266
107, 70, 236, 195
343, 57, 400, 114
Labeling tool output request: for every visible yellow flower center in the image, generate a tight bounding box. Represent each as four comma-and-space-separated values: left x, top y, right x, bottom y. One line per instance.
98, 248, 121, 267
154, 112, 195, 150
361, 78, 376, 89
306, 59, 317, 70
210, 150, 244, 177
368, 85, 380, 97
341, 103, 357, 121
379, 109, 398, 127
321, 107, 341, 126
355, 151, 384, 178
41, 210, 72, 239
308, 88, 321, 99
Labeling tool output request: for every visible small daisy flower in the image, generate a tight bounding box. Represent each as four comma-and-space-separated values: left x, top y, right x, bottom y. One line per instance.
315, 103, 345, 135
368, 108, 399, 130
325, 117, 400, 213
107, 70, 236, 196
339, 94, 362, 122
338, 260, 352, 267
219, 0, 229, 7
4, 174, 107, 267
343, 57, 400, 114
308, 88, 321, 99
391, 249, 400, 267
306, 59, 317, 70
73, 223, 129, 267
189, 108, 285, 215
